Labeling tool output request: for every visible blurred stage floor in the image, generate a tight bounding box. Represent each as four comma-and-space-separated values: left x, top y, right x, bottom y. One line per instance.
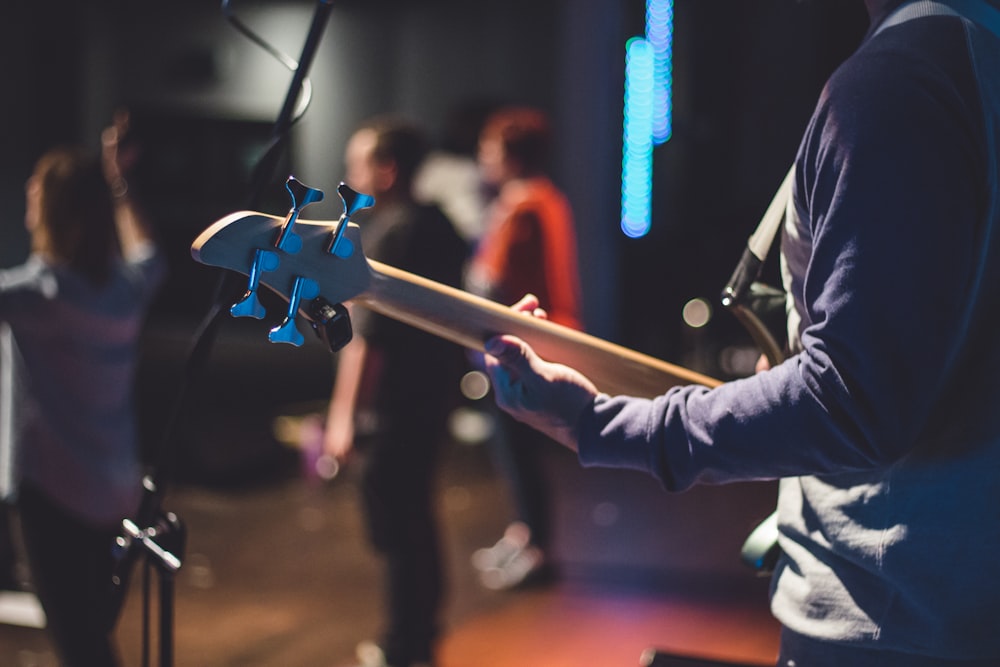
0, 410, 780, 667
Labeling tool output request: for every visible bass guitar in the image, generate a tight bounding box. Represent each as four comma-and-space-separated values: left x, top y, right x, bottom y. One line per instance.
190, 177, 721, 399
190, 177, 783, 571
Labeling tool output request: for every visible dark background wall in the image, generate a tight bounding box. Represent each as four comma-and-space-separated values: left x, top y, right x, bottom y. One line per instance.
0, 0, 869, 577
1, 0, 868, 346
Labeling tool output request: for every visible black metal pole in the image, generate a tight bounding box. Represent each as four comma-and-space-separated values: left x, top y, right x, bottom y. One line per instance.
247, 0, 336, 209
116, 3, 339, 665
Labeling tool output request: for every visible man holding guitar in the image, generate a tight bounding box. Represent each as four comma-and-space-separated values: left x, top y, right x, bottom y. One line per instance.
482, 1, 1000, 665
190, 1, 1000, 663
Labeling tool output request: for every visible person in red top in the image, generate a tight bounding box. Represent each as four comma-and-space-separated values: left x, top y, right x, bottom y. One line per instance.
467, 107, 582, 330
465, 106, 582, 589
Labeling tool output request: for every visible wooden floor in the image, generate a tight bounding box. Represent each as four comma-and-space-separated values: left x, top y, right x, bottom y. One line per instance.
0, 327, 781, 667
0, 432, 780, 667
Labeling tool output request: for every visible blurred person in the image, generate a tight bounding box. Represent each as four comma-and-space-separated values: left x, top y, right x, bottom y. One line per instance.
413, 98, 500, 244
323, 114, 468, 667
464, 106, 582, 591
479, 1, 1000, 666
0, 111, 166, 666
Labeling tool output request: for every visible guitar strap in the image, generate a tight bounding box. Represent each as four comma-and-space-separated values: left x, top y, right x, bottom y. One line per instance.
723, 0, 1000, 320
877, 0, 1000, 37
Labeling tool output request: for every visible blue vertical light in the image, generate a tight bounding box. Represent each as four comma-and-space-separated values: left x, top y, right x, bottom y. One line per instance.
621, 0, 674, 238
621, 38, 655, 238
647, 0, 673, 144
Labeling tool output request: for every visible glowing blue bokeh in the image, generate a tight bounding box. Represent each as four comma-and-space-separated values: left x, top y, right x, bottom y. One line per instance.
620, 0, 674, 238
621, 38, 654, 238
646, 0, 673, 144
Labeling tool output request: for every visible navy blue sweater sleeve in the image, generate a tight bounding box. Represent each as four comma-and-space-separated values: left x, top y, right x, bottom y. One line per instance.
579, 18, 986, 491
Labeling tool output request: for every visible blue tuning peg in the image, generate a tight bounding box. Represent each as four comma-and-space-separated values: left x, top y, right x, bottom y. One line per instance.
268, 276, 320, 346
231, 249, 280, 319
274, 176, 325, 254
328, 182, 375, 258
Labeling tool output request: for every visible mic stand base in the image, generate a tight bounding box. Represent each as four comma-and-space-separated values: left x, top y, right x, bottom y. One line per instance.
117, 509, 185, 667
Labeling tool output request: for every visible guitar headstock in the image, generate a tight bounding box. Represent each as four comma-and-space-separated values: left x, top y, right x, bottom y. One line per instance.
191, 177, 375, 350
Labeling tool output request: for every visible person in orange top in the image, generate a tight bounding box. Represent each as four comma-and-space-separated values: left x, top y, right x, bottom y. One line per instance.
467, 107, 582, 330
465, 106, 582, 589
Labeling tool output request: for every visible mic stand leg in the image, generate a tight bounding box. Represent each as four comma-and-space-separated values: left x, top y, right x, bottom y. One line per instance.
121, 512, 185, 667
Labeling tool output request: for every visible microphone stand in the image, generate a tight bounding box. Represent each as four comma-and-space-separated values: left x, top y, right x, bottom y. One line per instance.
113, 3, 337, 665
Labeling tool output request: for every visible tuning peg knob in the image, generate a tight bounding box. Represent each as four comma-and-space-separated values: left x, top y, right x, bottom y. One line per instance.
287, 176, 325, 210
328, 182, 375, 258
275, 176, 325, 254
339, 182, 375, 216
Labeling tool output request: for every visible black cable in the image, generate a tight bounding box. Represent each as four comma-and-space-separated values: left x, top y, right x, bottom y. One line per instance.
221, 0, 315, 127
222, 0, 323, 208
113, 5, 337, 665
143, 0, 335, 497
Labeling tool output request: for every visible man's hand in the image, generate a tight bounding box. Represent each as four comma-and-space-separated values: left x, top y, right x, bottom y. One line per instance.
483, 295, 599, 452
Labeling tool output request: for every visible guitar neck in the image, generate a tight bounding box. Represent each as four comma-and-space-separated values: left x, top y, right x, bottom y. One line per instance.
357, 259, 721, 398
188, 209, 720, 397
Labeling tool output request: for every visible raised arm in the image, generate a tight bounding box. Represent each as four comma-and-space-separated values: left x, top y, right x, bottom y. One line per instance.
101, 109, 156, 260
